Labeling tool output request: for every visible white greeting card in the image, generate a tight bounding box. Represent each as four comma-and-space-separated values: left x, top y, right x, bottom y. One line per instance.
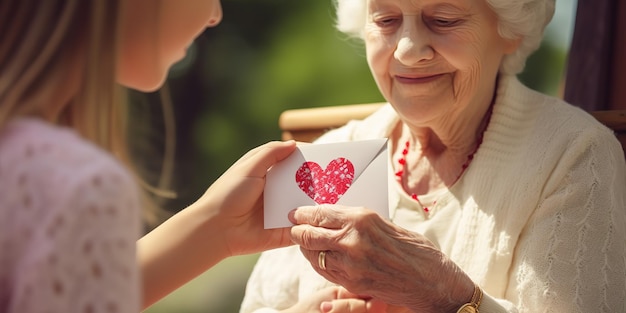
264, 139, 389, 229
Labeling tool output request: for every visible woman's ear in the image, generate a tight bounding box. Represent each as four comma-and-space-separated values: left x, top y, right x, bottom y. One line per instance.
503, 36, 522, 54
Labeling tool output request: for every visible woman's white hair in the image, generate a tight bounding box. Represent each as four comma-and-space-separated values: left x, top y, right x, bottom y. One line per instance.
334, 0, 556, 75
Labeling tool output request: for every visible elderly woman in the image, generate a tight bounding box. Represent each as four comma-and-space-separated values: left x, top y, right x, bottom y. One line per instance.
240, 0, 626, 312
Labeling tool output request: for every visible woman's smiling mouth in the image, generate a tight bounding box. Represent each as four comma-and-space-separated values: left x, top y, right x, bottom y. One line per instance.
394, 73, 446, 84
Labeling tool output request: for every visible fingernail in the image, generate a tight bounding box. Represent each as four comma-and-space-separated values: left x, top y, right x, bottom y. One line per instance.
321, 301, 333, 312
288, 209, 297, 223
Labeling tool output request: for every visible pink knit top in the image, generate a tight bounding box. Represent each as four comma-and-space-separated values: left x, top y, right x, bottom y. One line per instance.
0, 118, 142, 312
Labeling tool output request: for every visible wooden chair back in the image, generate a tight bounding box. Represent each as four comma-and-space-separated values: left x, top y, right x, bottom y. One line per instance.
279, 103, 384, 142
279, 103, 626, 157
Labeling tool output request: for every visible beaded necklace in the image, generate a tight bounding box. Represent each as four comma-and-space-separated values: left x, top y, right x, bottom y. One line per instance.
394, 106, 493, 214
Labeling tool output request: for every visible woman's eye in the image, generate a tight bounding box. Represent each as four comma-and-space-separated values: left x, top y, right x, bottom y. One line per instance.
431, 18, 460, 27
374, 17, 400, 28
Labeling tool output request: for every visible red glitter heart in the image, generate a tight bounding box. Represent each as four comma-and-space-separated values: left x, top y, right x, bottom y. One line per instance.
295, 158, 355, 204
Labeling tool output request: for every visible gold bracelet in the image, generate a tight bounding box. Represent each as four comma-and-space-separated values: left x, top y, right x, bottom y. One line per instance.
456, 284, 483, 313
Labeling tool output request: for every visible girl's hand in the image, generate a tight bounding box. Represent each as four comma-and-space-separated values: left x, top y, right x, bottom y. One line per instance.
195, 140, 297, 257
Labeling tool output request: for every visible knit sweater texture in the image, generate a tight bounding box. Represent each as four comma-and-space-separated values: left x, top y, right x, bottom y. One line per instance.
240, 75, 626, 313
0, 118, 142, 313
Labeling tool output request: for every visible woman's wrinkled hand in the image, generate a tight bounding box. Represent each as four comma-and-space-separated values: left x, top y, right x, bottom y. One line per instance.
288, 205, 474, 313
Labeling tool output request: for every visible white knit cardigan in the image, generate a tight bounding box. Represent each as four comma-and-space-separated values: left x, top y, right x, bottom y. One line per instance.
240, 75, 626, 313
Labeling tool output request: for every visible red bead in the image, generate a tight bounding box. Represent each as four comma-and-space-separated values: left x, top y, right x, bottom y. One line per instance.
424, 207, 430, 213
395, 170, 403, 177
398, 158, 406, 165
411, 194, 418, 200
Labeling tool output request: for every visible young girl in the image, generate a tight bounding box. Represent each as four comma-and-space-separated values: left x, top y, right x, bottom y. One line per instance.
0, 1, 298, 312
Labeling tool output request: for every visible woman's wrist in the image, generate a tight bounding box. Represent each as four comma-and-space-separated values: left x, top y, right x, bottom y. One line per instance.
456, 284, 483, 313
432, 278, 477, 313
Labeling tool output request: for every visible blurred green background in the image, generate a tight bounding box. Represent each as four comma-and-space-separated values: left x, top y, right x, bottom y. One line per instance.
140, 1, 577, 312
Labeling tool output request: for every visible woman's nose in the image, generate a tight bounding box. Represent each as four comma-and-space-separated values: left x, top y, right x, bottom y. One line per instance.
207, 1, 223, 27
393, 23, 434, 65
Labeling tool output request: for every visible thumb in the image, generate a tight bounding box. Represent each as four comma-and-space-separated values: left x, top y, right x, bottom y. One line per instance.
233, 140, 296, 176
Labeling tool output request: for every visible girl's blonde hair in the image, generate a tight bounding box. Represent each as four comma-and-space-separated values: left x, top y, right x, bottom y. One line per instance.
0, 0, 166, 226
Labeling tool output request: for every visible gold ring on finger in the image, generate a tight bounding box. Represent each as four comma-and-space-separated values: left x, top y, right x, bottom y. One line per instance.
318, 251, 327, 270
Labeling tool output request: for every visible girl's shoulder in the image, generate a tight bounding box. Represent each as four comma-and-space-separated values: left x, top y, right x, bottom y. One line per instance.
0, 118, 138, 207
0, 118, 119, 170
